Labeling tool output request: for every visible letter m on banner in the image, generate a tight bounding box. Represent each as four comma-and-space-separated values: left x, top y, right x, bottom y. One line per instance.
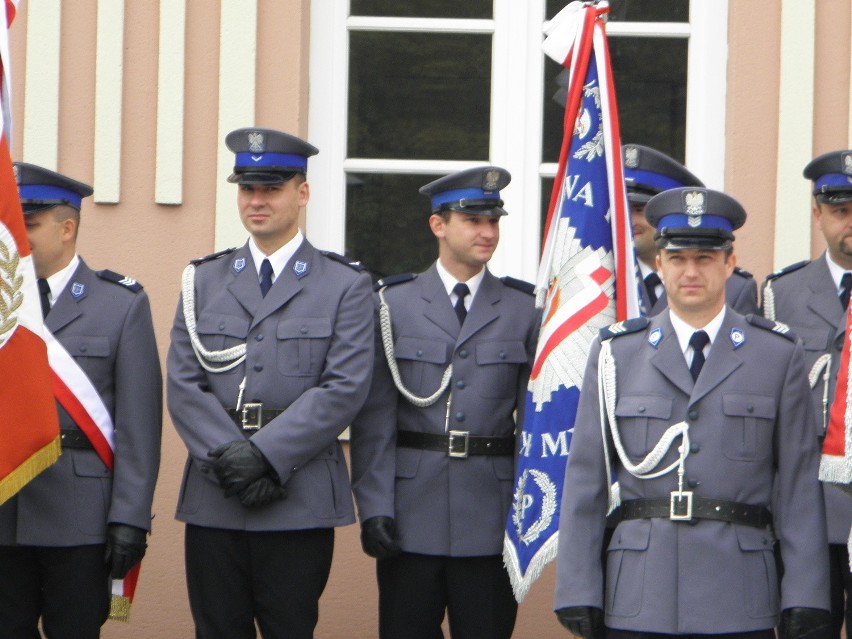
503, 1, 640, 601
0, 0, 62, 504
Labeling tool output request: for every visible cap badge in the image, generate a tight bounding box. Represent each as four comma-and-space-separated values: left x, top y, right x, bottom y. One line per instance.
483, 169, 500, 192
843, 153, 852, 175
624, 146, 639, 169
293, 260, 309, 277
684, 190, 705, 227
648, 327, 663, 348
729, 327, 745, 349
70, 282, 85, 298
248, 131, 265, 153
233, 257, 246, 273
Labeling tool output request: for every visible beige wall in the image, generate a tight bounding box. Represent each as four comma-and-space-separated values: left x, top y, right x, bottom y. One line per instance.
6, 1, 843, 637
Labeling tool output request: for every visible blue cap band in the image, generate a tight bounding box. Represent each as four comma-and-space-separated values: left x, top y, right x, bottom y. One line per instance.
234, 152, 307, 171
657, 213, 733, 233
431, 187, 501, 211
624, 169, 684, 193
19, 184, 83, 209
815, 174, 852, 191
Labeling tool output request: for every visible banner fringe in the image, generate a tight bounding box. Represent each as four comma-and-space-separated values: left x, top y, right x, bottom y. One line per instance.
109, 595, 131, 622
503, 533, 559, 603
0, 436, 60, 505
819, 455, 852, 485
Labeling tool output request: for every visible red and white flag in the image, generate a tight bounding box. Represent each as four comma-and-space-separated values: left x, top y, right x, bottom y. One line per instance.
0, 0, 61, 505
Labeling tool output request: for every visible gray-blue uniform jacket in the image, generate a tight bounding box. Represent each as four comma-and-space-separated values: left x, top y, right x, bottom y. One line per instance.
554, 309, 829, 634
643, 266, 758, 316
0, 259, 162, 546
167, 240, 374, 530
350, 264, 539, 556
761, 254, 852, 544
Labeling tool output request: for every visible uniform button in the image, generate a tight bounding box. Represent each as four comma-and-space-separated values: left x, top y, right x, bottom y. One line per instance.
416, 350, 423, 358
688, 410, 699, 421
687, 479, 699, 488
638, 406, 646, 413
499, 351, 507, 360
747, 405, 754, 413
455, 412, 465, 422
291, 466, 298, 472
253, 363, 263, 372
79, 345, 87, 353
456, 380, 466, 390
459, 349, 469, 359
219, 322, 226, 331
255, 334, 264, 342
690, 444, 700, 454
300, 326, 309, 334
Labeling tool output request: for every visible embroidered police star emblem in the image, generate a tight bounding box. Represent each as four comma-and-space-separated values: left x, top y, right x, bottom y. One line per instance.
729, 327, 745, 349
648, 327, 663, 348
71, 282, 85, 298
624, 145, 639, 168
248, 131, 264, 153
233, 257, 246, 273
293, 260, 309, 276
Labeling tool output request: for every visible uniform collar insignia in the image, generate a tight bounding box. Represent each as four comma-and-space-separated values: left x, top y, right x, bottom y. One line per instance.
729, 327, 745, 349
233, 257, 246, 273
293, 260, 309, 277
648, 327, 663, 348
70, 282, 85, 298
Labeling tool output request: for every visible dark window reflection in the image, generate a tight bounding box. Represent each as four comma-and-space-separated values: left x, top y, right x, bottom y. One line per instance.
546, 0, 688, 22
351, 0, 491, 19
345, 173, 439, 279
541, 37, 687, 164
348, 32, 491, 160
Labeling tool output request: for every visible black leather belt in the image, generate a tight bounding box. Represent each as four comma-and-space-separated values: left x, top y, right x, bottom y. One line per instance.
226, 405, 286, 431
60, 429, 93, 450
396, 430, 514, 458
620, 496, 772, 529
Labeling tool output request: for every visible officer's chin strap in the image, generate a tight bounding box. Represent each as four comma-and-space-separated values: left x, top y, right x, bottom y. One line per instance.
181, 263, 247, 373
378, 286, 453, 408
598, 339, 690, 515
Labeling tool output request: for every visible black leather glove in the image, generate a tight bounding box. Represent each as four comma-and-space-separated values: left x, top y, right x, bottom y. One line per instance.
238, 476, 288, 507
104, 524, 148, 579
555, 606, 605, 639
778, 607, 833, 639
360, 516, 401, 559
208, 441, 274, 497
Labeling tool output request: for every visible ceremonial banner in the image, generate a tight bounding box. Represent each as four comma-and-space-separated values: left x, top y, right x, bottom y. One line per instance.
503, 1, 639, 601
0, 0, 61, 505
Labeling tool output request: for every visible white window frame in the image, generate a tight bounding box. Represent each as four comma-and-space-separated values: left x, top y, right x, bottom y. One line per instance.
307, 0, 728, 282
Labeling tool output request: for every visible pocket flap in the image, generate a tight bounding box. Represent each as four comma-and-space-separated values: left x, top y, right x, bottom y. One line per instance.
276, 317, 332, 339
394, 336, 451, 365
734, 523, 774, 551
72, 452, 111, 477
196, 314, 249, 339
797, 326, 832, 352
723, 394, 776, 419
614, 395, 672, 420
475, 341, 528, 365
608, 520, 651, 551
61, 335, 111, 358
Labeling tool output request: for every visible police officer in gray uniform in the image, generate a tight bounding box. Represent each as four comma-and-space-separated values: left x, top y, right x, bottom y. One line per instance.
623, 144, 758, 316
350, 166, 539, 639
167, 128, 374, 639
554, 187, 830, 638
0, 163, 162, 638
761, 149, 852, 638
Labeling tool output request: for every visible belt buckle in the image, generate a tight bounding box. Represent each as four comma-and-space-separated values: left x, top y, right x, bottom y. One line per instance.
241, 403, 263, 431
670, 491, 693, 521
448, 430, 469, 458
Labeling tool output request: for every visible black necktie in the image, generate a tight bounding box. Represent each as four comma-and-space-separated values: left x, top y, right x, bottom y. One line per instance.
452, 282, 470, 326
259, 259, 273, 297
644, 272, 661, 306
840, 272, 852, 310
37, 278, 51, 318
688, 330, 710, 382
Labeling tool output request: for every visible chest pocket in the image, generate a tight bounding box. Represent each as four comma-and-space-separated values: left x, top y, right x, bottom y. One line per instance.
62, 335, 110, 358
195, 314, 249, 352
394, 336, 451, 393
722, 393, 775, 461
475, 341, 528, 399
276, 317, 332, 376
796, 326, 833, 353
614, 395, 673, 459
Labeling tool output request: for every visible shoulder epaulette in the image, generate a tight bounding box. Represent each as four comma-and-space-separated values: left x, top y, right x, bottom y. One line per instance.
599, 317, 650, 340
500, 276, 535, 295
321, 251, 366, 272
96, 269, 143, 292
732, 266, 753, 279
745, 314, 797, 342
375, 273, 416, 291
765, 260, 809, 281
190, 247, 236, 266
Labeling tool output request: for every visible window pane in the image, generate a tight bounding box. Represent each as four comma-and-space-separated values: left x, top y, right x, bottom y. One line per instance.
345, 173, 439, 279
348, 32, 491, 160
546, 0, 688, 22
351, 0, 491, 19
541, 37, 687, 164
